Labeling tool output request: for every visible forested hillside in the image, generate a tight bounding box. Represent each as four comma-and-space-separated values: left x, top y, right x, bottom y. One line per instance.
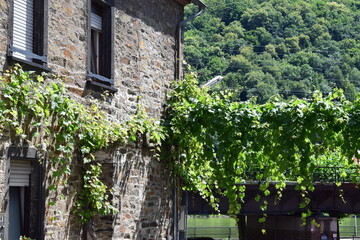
184, 0, 360, 103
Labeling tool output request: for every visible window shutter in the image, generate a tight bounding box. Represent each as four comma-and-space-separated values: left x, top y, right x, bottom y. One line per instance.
9, 160, 32, 187
13, 0, 34, 60
91, 12, 102, 31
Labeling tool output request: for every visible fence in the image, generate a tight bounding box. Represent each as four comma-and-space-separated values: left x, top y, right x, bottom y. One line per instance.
340, 238, 360, 240
339, 215, 360, 239
187, 216, 360, 239
187, 226, 238, 239
340, 225, 359, 238
244, 166, 360, 183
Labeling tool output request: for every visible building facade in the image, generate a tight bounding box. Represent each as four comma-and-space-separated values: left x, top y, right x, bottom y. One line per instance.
0, 0, 204, 239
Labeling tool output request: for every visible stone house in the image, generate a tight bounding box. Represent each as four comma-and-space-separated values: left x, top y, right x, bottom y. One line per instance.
0, 0, 205, 239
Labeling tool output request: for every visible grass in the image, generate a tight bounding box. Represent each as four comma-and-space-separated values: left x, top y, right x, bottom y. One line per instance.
188, 215, 237, 227
339, 215, 360, 237
187, 215, 360, 238
187, 215, 238, 238
339, 216, 360, 226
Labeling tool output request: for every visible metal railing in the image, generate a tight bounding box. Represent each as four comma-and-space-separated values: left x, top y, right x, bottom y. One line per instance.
340, 226, 359, 238
338, 215, 360, 240
187, 215, 360, 239
243, 166, 360, 183
340, 215, 360, 239
187, 226, 238, 239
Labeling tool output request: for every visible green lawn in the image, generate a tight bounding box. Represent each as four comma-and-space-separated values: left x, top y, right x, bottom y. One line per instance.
187, 215, 238, 238
339, 216, 360, 226
339, 216, 360, 237
187, 215, 360, 238
188, 215, 237, 227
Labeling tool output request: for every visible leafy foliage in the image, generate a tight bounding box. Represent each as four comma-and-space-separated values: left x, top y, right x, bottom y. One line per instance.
3, 64, 360, 228
19, 237, 34, 240
165, 74, 360, 216
184, 0, 360, 103
0, 65, 165, 224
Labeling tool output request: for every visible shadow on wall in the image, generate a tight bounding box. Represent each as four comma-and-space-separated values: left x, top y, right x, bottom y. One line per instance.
115, 0, 182, 36
82, 143, 174, 239
60, 157, 83, 239
114, 143, 172, 240
42, 139, 175, 239
134, 149, 173, 239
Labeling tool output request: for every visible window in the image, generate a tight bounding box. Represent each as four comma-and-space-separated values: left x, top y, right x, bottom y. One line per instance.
6, 147, 45, 240
87, 0, 115, 92
8, 160, 32, 239
8, 0, 49, 70
90, 3, 104, 76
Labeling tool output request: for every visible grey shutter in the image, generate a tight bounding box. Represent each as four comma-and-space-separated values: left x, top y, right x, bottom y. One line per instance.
9, 160, 31, 187
13, 0, 34, 60
91, 12, 102, 31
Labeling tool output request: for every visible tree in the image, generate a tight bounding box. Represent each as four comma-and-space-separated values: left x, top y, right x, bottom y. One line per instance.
184, 0, 360, 102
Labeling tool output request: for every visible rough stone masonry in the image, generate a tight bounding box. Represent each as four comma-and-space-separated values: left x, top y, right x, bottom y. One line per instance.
0, 0, 188, 239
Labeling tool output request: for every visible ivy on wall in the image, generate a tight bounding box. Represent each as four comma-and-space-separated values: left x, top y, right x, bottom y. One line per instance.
165, 74, 360, 219
2, 65, 360, 230
0, 65, 165, 224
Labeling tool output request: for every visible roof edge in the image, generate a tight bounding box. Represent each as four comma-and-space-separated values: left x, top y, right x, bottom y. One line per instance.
174, 0, 191, 6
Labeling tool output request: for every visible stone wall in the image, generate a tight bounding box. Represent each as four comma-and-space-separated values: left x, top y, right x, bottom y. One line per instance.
47, 0, 88, 87
0, 0, 185, 239
0, 136, 9, 222
44, 1, 88, 237
114, 0, 182, 119
46, 0, 183, 120
0, 1, 8, 68
92, 147, 174, 240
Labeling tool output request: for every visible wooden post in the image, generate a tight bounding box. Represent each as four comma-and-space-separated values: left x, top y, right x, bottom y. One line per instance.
237, 215, 247, 240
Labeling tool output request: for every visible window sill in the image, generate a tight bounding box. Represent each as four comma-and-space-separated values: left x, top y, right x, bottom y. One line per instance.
7, 55, 51, 73
86, 79, 118, 93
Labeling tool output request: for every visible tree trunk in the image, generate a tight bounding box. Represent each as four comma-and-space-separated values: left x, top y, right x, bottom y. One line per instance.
82, 218, 97, 240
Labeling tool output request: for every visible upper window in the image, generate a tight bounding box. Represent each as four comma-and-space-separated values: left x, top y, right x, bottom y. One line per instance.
9, 0, 49, 70
90, 3, 104, 76
87, 0, 115, 91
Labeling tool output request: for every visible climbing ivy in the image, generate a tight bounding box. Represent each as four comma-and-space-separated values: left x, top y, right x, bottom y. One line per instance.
0, 65, 165, 224
165, 74, 360, 218
3, 65, 360, 230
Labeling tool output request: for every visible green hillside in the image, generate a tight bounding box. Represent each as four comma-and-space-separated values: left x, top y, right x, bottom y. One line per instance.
184, 0, 360, 103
